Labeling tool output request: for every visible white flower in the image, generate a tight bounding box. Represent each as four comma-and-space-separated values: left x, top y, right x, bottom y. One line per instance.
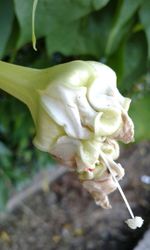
0, 59, 143, 228
32, 60, 134, 210
34, 61, 134, 153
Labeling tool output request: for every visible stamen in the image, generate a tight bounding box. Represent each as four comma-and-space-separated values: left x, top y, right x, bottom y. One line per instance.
99, 150, 144, 229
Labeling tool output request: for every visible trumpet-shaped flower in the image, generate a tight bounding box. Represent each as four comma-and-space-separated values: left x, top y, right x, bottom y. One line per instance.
0, 60, 143, 228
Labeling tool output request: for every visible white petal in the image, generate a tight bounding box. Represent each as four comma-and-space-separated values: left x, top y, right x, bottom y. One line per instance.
33, 106, 63, 152
82, 173, 117, 209
76, 140, 100, 172
40, 85, 91, 139
101, 139, 120, 160
113, 109, 134, 143
76, 88, 97, 129
86, 61, 131, 111
87, 79, 117, 112
50, 136, 79, 167
94, 108, 122, 136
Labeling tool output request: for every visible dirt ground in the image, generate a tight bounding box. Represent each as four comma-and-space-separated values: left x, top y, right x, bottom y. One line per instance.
0, 142, 150, 250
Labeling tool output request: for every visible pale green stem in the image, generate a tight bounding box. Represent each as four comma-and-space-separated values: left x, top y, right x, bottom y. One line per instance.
32, 0, 39, 51
0, 61, 40, 123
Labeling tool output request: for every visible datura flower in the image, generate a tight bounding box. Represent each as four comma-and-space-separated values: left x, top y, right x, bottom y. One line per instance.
0, 60, 143, 229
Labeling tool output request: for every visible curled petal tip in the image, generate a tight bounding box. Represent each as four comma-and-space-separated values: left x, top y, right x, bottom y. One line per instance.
95, 194, 112, 209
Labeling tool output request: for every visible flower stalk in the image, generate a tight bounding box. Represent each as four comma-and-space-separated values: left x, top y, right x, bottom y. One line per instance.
0, 60, 40, 122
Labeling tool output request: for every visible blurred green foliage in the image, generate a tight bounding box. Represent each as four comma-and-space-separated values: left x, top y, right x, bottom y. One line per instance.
0, 0, 150, 210
0, 92, 54, 210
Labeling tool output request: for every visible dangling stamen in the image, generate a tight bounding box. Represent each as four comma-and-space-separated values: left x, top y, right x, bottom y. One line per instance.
99, 150, 144, 229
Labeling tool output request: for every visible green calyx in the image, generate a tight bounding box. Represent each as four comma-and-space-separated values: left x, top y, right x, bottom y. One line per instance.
0, 60, 40, 123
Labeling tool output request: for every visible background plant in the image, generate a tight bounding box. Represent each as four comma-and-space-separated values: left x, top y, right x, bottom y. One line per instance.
0, 0, 150, 210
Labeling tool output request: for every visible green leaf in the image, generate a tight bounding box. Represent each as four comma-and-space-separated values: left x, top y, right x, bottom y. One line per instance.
0, 0, 14, 58
46, 21, 79, 56
139, 0, 150, 60
3, 18, 20, 60
129, 93, 150, 141
107, 41, 125, 86
121, 31, 147, 92
108, 31, 147, 93
46, 5, 113, 58
92, 0, 110, 10
14, 0, 110, 49
0, 179, 9, 211
14, 0, 35, 48
0, 142, 11, 156
105, 0, 143, 56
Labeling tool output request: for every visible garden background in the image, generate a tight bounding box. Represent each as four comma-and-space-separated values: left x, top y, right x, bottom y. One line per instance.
0, 1, 150, 248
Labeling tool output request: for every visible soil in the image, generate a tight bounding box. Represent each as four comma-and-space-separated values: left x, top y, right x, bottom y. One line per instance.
0, 142, 150, 250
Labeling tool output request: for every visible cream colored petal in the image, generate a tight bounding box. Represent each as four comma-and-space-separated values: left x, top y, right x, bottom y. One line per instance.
76, 88, 97, 129
86, 61, 117, 88
33, 106, 63, 152
87, 81, 117, 112
113, 86, 131, 112
104, 156, 125, 181
86, 61, 131, 111
45, 60, 94, 88
86, 62, 117, 111
93, 191, 111, 209
76, 140, 100, 172
82, 180, 111, 209
82, 172, 117, 209
111, 163, 125, 180
78, 169, 94, 181
101, 139, 120, 160
50, 136, 79, 168
92, 162, 107, 180
113, 109, 134, 143
40, 85, 91, 139
94, 108, 122, 136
